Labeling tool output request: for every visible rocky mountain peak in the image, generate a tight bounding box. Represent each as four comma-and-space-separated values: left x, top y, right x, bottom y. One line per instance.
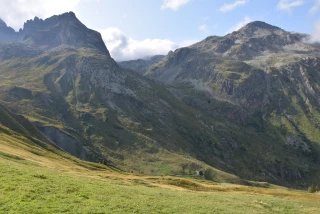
22, 12, 82, 36
0, 12, 110, 56
241, 21, 282, 31
233, 21, 286, 39
21, 12, 111, 56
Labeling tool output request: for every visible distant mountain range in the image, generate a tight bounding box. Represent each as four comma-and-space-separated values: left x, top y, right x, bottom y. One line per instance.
0, 12, 319, 188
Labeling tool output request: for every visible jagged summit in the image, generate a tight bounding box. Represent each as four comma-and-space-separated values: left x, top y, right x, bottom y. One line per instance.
21, 12, 110, 55
0, 12, 110, 56
22, 12, 78, 33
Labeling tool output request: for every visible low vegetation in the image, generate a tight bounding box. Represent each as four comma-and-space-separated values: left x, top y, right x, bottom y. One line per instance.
0, 129, 319, 213
308, 184, 319, 193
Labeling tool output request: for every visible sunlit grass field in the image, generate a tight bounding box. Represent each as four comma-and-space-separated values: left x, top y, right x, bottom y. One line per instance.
0, 129, 319, 214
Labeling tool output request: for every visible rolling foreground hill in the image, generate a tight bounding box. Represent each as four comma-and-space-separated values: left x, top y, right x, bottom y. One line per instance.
0, 112, 320, 213
0, 11, 319, 193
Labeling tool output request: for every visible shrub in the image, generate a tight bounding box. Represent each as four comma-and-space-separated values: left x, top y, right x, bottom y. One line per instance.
204, 169, 215, 181
180, 163, 189, 173
33, 174, 48, 179
308, 184, 318, 193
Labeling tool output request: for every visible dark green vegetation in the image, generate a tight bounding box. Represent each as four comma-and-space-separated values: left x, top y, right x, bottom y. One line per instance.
0, 12, 319, 192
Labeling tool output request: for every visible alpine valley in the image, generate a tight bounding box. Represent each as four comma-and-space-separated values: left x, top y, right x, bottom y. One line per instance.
1, 11, 320, 201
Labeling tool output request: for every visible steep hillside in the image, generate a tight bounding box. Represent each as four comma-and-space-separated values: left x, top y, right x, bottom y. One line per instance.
0, 104, 108, 163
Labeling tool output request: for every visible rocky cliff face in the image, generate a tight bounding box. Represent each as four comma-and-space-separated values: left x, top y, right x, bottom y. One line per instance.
0, 19, 21, 42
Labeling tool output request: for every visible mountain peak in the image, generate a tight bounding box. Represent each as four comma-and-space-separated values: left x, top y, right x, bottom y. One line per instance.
232, 21, 287, 39
60, 11, 76, 17
20, 12, 110, 56
242, 21, 282, 31
52, 11, 78, 22
23, 11, 78, 32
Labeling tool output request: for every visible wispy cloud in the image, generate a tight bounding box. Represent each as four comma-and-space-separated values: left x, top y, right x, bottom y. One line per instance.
309, 0, 320, 14
100, 28, 179, 61
304, 20, 320, 43
227, 16, 252, 33
198, 24, 208, 32
219, 0, 249, 13
161, 0, 191, 11
0, 0, 80, 30
277, 0, 304, 13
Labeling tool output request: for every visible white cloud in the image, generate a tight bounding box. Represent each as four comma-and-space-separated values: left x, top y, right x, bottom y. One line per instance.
198, 24, 208, 32
310, 0, 320, 14
304, 20, 320, 43
277, 0, 304, 13
0, 0, 80, 30
161, 0, 191, 11
227, 16, 252, 33
100, 28, 179, 61
219, 0, 249, 13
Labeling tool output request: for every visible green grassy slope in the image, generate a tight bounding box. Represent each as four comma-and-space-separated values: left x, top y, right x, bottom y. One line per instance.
0, 126, 319, 214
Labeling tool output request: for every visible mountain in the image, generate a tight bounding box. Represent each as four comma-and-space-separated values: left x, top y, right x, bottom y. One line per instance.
0, 15, 319, 188
0, 18, 21, 42
0, 12, 109, 55
0, 12, 224, 177
121, 21, 320, 186
119, 55, 165, 75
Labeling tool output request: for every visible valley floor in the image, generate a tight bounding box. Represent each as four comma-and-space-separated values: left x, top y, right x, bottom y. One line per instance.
0, 132, 319, 214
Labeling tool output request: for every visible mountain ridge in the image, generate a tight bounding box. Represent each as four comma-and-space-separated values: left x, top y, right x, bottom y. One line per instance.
120, 20, 320, 187
0, 13, 319, 188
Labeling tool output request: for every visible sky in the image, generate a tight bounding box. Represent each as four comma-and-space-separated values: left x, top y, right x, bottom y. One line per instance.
0, 0, 320, 61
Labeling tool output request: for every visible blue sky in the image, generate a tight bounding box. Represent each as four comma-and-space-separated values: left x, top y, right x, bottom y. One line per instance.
1, 0, 320, 60
78, 0, 316, 39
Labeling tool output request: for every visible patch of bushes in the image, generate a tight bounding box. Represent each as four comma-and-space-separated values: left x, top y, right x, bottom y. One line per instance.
168, 179, 201, 190
308, 184, 319, 193
33, 174, 48, 179
204, 169, 215, 181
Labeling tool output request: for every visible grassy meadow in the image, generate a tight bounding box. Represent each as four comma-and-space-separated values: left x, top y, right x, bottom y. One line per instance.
0, 127, 319, 214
